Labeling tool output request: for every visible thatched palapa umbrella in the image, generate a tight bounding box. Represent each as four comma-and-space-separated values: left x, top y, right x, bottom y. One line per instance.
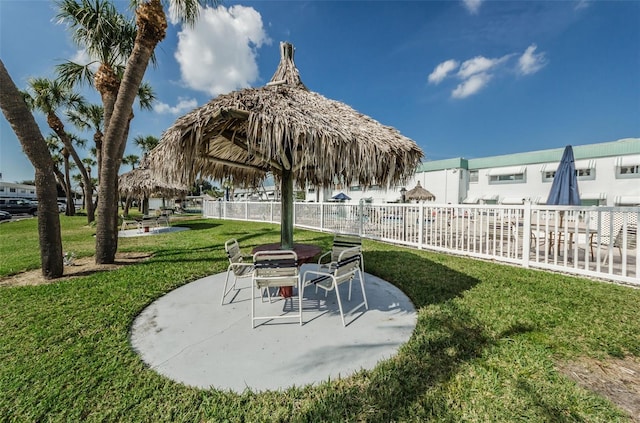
119, 162, 188, 215
406, 181, 435, 202
119, 167, 188, 198
149, 42, 423, 248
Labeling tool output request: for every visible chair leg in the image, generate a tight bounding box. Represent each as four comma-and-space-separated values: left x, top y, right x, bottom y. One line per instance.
220, 271, 236, 305
334, 281, 346, 327
298, 280, 303, 326
251, 284, 256, 328
358, 269, 368, 310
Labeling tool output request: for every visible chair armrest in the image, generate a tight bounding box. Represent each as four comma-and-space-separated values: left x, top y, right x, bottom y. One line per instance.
317, 250, 332, 265
302, 269, 330, 282
229, 262, 253, 270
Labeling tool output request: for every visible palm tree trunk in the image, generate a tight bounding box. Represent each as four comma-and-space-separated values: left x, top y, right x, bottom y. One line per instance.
48, 113, 93, 221
0, 59, 64, 278
62, 152, 75, 216
95, 0, 166, 264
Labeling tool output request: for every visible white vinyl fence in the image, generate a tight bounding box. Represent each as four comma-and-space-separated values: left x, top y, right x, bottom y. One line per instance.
204, 200, 639, 286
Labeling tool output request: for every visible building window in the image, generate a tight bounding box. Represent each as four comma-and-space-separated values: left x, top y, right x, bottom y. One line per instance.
0, 187, 4, 192
349, 185, 362, 191
576, 168, 595, 181
617, 164, 640, 179
489, 172, 525, 184
368, 184, 381, 191
469, 170, 478, 183
581, 199, 601, 206
308, 188, 315, 193
9, 188, 16, 193
542, 171, 555, 182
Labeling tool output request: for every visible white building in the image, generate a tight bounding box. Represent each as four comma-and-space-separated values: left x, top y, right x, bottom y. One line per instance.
305, 138, 640, 206
0, 181, 37, 200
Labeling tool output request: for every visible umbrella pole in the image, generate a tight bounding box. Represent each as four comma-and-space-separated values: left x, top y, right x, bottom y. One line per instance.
281, 168, 294, 249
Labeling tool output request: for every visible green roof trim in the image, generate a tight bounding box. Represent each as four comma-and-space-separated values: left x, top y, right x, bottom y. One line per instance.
417, 158, 468, 172
417, 138, 639, 172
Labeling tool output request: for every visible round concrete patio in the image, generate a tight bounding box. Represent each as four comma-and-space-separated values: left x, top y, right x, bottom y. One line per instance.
130, 265, 417, 392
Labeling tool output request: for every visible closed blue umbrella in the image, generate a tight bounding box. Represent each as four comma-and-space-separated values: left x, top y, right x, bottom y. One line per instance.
546, 145, 581, 206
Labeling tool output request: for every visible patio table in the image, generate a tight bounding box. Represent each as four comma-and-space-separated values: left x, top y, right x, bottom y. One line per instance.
251, 243, 322, 297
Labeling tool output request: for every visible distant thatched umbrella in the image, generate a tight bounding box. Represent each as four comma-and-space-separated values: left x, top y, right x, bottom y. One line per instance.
118, 167, 188, 199
406, 181, 435, 202
149, 42, 423, 248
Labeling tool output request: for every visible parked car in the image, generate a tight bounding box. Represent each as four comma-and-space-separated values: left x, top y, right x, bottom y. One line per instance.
0, 198, 38, 216
0, 210, 11, 221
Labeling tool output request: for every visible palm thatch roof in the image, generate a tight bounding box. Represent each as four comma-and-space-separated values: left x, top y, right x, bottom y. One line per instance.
148, 42, 423, 189
406, 181, 435, 201
118, 166, 188, 198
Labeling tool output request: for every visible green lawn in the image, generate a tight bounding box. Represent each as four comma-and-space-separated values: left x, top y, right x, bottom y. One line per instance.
0, 216, 638, 422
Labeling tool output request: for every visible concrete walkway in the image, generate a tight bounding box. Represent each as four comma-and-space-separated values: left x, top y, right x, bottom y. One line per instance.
130, 265, 417, 392
118, 226, 190, 238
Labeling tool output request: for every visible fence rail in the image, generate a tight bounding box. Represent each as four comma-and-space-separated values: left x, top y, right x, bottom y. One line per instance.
203, 200, 639, 286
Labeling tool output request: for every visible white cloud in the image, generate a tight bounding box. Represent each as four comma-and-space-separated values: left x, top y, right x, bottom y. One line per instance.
174, 5, 271, 96
457, 55, 509, 79
428, 59, 459, 84
462, 0, 483, 14
518, 44, 547, 75
452, 73, 492, 98
70, 49, 100, 72
574, 0, 590, 11
154, 97, 198, 114
429, 47, 544, 99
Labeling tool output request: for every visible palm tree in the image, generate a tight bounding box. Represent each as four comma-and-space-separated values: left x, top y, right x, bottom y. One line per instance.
22, 77, 95, 223
66, 102, 103, 219
45, 134, 76, 215
0, 60, 64, 278
56, 0, 179, 263
122, 154, 140, 170
133, 134, 159, 153
97, 0, 217, 263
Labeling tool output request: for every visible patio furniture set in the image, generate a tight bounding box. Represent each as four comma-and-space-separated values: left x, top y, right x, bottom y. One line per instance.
120, 211, 172, 233
221, 234, 369, 328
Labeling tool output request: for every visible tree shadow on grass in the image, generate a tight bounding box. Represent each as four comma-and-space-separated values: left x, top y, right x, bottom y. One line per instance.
173, 221, 221, 231
289, 249, 521, 421
364, 249, 479, 307
294, 302, 536, 422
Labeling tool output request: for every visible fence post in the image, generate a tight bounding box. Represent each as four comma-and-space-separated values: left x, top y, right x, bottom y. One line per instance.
358, 199, 364, 236
522, 201, 532, 268
418, 204, 424, 249
320, 202, 324, 231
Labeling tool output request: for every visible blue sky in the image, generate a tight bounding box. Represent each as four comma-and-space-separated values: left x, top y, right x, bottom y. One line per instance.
1, 0, 639, 184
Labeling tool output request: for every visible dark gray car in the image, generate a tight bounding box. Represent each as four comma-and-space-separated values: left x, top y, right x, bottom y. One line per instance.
0, 198, 38, 216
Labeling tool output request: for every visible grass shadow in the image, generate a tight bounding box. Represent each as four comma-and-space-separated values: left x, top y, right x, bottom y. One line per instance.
364, 249, 479, 307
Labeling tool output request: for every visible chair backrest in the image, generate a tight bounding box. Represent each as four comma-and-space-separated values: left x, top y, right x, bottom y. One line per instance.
613, 225, 637, 250
333, 246, 362, 285
331, 233, 362, 262
225, 239, 247, 274
253, 250, 299, 283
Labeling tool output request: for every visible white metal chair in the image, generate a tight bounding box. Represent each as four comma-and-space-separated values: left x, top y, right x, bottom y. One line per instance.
317, 233, 364, 275
251, 250, 302, 328
603, 224, 637, 265
221, 239, 254, 305
120, 215, 138, 231
303, 246, 368, 327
